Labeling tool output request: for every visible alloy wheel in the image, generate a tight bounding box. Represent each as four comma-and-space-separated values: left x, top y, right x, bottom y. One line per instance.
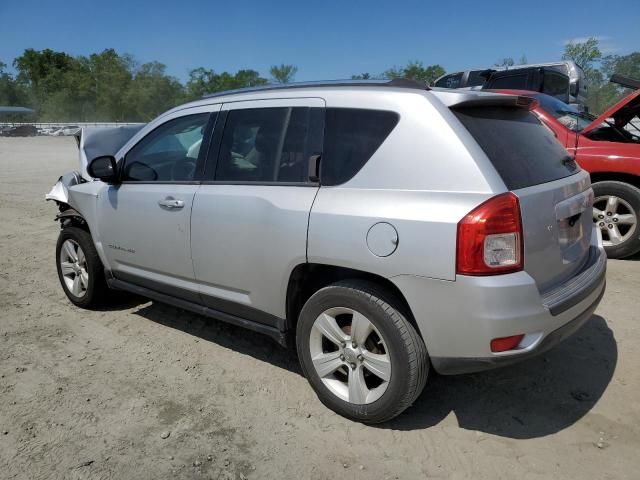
309, 307, 391, 405
593, 195, 638, 247
59, 239, 89, 297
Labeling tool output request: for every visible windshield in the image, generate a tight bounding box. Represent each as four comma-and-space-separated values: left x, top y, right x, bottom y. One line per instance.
534, 94, 594, 131
434, 73, 463, 89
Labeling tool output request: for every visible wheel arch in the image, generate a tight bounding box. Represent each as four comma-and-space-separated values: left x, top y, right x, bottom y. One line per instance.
55, 203, 92, 234
590, 172, 640, 190
286, 263, 418, 334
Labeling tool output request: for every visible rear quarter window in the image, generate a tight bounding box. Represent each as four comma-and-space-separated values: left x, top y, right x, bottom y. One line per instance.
321, 108, 399, 186
453, 106, 578, 190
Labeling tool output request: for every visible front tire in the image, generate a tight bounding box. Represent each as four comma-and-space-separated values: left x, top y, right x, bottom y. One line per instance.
296, 280, 429, 424
592, 181, 640, 259
56, 227, 109, 308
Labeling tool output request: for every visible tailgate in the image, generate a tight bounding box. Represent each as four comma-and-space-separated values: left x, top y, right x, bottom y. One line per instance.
452, 99, 593, 292
516, 171, 594, 292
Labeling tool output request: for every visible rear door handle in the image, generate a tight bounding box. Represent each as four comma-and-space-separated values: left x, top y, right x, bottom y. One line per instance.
158, 197, 184, 209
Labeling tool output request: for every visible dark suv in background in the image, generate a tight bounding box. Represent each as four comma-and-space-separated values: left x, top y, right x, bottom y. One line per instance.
434, 60, 587, 108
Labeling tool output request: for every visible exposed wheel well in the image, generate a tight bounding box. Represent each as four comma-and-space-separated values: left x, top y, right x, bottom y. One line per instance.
56, 203, 91, 234
286, 263, 416, 332
590, 172, 640, 190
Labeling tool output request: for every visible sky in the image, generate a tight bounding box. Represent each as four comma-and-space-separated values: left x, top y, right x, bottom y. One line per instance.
1, 0, 638, 82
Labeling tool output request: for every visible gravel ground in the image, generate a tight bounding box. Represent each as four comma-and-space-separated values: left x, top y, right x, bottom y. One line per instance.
1, 136, 639, 480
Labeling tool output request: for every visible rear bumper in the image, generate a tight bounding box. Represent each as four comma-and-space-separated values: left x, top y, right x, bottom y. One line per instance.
430, 281, 604, 374
391, 235, 607, 375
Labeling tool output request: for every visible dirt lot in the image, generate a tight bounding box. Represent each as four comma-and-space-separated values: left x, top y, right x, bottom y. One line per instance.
1, 136, 639, 480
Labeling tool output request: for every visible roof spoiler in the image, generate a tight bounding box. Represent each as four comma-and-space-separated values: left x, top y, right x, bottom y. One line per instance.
449, 94, 538, 110
610, 74, 640, 91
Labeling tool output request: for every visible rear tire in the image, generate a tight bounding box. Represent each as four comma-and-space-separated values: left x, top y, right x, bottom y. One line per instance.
592, 181, 640, 259
296, 280, 429, 424
56, 227, 109, 308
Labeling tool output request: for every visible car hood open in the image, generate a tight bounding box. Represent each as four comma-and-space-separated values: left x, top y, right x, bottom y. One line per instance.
581, 88, 640, 135
75, 124, 144, 180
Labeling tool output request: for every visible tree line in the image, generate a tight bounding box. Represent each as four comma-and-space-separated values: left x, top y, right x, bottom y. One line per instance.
0, 38, 638, 122
0, 49, 446, 122
561, 38, 640, 114
0, 50, 305, 122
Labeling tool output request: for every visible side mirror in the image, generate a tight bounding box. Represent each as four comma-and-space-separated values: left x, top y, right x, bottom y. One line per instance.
87, 155, 118, 183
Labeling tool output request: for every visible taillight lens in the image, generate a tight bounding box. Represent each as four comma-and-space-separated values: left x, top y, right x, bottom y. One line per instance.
456, 192, 523, 275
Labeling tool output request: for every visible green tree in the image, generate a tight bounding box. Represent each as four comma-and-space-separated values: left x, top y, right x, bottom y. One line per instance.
384, 61, 445, 85
12, 48, 78, 118
601, 52, 640, 81
87, 48, 135, 120
269, 64, 297, 84
234, 69, 269, 88
587, 52, 640, 114
562, 37, 605, 113
13, 48, 75, 89
124, 62, 183, 121
351, 73, 372, 80
185, 68, 267, 100
184, 67, 217, 98
495, 57, 515, 67
562, 37, 602, 84
0, 61, 29, 107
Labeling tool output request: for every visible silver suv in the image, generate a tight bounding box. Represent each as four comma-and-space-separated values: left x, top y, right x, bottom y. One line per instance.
47, 80, 606, 423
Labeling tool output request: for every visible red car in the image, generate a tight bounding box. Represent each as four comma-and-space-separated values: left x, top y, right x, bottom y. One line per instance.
490, 88, 640, 258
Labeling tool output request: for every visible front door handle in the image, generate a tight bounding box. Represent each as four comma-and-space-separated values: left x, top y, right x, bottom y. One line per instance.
158, 197, 184, 209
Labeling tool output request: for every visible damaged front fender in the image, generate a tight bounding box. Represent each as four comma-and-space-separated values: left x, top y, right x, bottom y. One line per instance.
45, 171, 85, 205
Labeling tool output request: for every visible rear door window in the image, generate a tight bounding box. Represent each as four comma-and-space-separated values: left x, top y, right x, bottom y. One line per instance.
321, 108, 399, 186
453, 106, 578, 190
215, 107, 323, 183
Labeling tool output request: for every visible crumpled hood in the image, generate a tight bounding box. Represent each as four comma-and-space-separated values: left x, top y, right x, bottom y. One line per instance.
582, 88, 640, 135
76, 125, 145, 180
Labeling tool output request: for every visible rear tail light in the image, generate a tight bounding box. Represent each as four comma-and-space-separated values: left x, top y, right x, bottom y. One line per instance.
456, 192, 523, 275
491, 334, 525, 352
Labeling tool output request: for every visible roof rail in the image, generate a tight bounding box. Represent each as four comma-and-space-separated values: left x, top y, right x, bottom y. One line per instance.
202, 78, 429, 99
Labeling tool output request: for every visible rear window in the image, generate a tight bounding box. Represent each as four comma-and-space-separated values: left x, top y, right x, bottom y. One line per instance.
467, 70, 487, 87
321, 108, 399, 186
453, 106, 578, 190
435, 73, 463, 89
542, 71, 569, 102
488, 72, 529, 90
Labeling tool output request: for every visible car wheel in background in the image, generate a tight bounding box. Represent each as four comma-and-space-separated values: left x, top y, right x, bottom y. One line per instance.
592, 181, 640, 259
